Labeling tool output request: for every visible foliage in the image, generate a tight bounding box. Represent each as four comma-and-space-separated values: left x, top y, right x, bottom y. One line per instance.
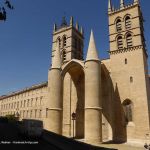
0, 0, 14, 21
5, 114, 17, 122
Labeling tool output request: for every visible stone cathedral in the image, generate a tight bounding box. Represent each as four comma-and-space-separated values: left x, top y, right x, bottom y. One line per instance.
0, 0, 150, 144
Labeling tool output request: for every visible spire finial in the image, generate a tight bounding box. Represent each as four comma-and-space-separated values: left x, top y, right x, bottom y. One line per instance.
53, 23, 57, 32
70, 16, 73, 26
61, 16, 67, 27
120, 0, 124, 8
80, 26, 84, 35
76, 22, 79, 30
86, 30, 99, 61
134, 0, 139, 4
52, 43, 61, 69
108, 0, 112, 12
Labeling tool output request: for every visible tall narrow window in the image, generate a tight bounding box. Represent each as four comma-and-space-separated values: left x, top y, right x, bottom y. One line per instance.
39, 110, 42, 118
74, 38, 77, 49
31, 98, 33, 107
30, 110, 32, 118
123, 100, 133, 123
130, 76, 133, 83
27, 99, 29, 107
57, 38, 61, 48
125, 58, 127, 64
35, 109, 37, 118
116, 19, 122, 32
24, 100, 26, 107
63, 36, 67, 47
126, 33, 133, 47
125, 16, 131, 29
46, 108, 48, 118
27, 111, 28, 118
63, 50, 66, 61
117, 36, 123, 49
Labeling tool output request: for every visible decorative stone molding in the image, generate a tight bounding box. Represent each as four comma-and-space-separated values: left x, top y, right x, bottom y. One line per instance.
109, 45, 147, 55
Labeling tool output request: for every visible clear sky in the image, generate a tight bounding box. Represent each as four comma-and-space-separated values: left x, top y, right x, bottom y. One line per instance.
0, 0, 150, 95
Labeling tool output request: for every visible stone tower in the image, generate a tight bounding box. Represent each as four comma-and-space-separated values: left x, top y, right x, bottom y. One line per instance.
46, 43, 62, 134
46, 17, 84, 134
84, 30, 102, 142
51, 16, 84, 65
108, 0, 150, 142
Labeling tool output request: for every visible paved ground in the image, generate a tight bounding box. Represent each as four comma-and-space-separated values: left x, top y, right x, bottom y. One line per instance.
81, 140, 145, 150
97, 143, 144, 150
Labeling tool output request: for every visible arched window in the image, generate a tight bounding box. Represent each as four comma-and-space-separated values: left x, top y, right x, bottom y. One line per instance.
126, 33, 133, 47
125, 16, 131, 29
123, 100, 133, 123
117, 36, 123, 49
116, 19, 122, 32
57, 38, 61, 48
63, 36, 67, 47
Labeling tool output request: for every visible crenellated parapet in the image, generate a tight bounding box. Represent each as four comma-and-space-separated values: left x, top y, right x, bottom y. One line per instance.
108, 0, 139, 15
53, 16, 84, 36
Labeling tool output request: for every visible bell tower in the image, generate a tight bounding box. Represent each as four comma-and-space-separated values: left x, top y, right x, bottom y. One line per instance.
108, 0, 150, 142
51, 16, 84, 65
108, 0, 146, 54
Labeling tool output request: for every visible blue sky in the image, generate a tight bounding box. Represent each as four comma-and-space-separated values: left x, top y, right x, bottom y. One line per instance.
0, 0, 150, 95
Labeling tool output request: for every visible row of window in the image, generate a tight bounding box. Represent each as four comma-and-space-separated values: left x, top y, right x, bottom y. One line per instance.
1, 97, 43, 110
117, 33, 133, 49
116, 16, 132, 32
20, 109, 42, 118
0, 109, 43, 119
1, 88, 46, 103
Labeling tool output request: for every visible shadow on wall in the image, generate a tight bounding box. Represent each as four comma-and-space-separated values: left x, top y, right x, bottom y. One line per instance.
42, 130, 118, 150
101, 64, 127, 143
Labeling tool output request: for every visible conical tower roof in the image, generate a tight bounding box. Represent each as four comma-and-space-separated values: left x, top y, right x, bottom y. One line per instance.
86, 30, 99, 61
51, 44, 61, 69
108, 0, 112, 12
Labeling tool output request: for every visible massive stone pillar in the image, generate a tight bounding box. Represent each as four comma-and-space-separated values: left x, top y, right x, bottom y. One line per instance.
84, 30, 102, 142
47, 44, 62, 134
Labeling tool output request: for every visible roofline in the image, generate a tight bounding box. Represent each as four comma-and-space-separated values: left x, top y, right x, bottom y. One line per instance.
0, 81, 48, 100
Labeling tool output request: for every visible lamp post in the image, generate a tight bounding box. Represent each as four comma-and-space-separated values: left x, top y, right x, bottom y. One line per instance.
71, 112, 76, 139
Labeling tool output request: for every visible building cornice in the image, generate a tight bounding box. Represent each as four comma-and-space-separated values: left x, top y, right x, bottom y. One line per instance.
0, 82, 48, 100
109, 45, 148, 57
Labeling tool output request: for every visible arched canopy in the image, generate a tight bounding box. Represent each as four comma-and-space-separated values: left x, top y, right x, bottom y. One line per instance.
61, 59, 84, 78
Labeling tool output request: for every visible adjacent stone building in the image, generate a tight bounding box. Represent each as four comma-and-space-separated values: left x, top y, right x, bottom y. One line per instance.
0, 0, 150, 144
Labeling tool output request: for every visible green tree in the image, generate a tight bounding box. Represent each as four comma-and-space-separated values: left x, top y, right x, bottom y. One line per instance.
0, 0, 14, 21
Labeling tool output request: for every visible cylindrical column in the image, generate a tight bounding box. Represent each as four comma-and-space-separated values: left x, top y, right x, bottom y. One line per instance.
47, 68, 62, 134
84, 60, 102, 142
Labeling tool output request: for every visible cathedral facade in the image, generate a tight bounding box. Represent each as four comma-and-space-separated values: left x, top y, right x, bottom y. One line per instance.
0, 0, 150, 143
